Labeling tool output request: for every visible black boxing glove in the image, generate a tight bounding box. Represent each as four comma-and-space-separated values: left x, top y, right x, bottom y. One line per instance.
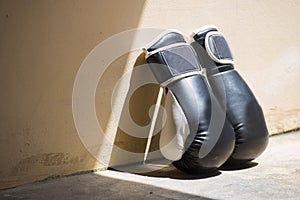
144, 30, 235, 173
191, 25, 269, 166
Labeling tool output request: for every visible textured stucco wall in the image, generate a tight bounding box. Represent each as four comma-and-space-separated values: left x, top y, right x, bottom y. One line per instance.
137, 0, 300, 134
1, 0, 300, 189
0, 0, 146, 189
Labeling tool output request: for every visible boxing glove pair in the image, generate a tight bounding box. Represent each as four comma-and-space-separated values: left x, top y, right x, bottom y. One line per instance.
143, 25, 268, 174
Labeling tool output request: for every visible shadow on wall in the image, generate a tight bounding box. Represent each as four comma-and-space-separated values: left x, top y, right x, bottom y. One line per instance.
0, 0, 147, 189
107, 53, 168, 172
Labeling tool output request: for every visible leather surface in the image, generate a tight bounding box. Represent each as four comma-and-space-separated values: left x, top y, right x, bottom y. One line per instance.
193, 27, 218, 45
145, 32, 235, 173
209, 71, 269, 164
147, 45, 200, 84
192, 26, 269, 165
169, 75, 235, 173
207, 34, 233, 62
146, 32, 185, 52
159, 91, 190, 161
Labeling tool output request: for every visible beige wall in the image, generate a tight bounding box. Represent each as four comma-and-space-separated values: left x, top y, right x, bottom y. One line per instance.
137, 0, 300, 134
1, 0, 300, 189
0, 0, 146, 189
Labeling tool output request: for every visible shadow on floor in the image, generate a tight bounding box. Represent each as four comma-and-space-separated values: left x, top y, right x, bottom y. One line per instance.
109, 160, 222, 180
219, 161, 258, 171
0, 173, 214, 200
136, 164, 222, 180
109, 160, 258, 180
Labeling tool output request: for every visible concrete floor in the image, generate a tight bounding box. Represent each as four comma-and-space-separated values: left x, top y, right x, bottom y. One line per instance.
1, 130, 300, 200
